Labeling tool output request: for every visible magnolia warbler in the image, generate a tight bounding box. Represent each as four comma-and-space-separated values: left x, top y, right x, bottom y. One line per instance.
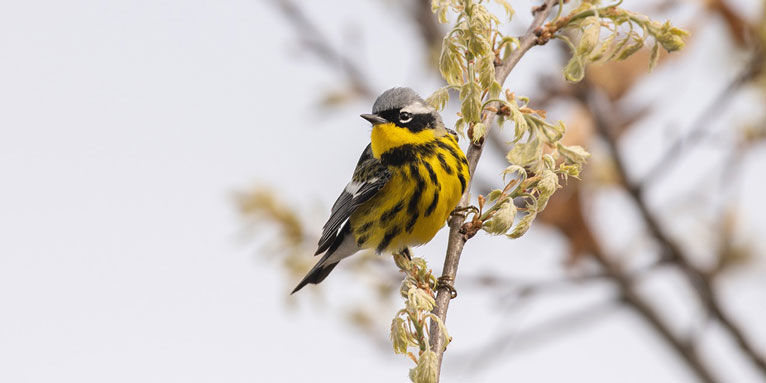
292, 87, 470, 294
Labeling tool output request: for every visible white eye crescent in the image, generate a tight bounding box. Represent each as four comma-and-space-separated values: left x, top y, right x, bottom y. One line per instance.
399, 111, 413, 123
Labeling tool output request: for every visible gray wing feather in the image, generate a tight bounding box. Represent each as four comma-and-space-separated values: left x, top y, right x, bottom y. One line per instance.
315, 144, 390, 255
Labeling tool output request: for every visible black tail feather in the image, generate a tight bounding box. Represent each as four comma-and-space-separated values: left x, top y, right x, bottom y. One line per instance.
292, 222, 352, 295
291, 261, 339, 294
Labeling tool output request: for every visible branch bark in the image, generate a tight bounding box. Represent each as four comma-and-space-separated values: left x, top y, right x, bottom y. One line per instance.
428, 0, 560, 378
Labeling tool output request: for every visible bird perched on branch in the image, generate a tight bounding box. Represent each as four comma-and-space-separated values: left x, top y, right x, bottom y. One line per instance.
292, 87, 470, 294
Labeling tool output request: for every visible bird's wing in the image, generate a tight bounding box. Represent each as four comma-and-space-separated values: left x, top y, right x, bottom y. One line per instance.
315, 144, 390, 255
446, 127, 459, 139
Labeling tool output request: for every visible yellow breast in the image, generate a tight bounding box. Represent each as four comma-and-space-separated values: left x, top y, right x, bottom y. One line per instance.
350, 124, 469, 253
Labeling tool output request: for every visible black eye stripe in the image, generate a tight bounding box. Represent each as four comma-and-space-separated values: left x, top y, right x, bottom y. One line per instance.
376, 108, 435, 133
378, 109, 400, 122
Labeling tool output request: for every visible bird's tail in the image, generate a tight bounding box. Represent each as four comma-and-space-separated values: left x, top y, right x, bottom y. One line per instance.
291, 261, 339, 294
291, 222, 359, 294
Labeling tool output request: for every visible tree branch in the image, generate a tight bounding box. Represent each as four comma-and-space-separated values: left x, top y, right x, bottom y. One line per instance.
428, 0, 561, 378
413, 0, 445, 60
590, 246, 720, 382
456, 298, 620, 373
639, 51, 764, 188
585, 86, 766, 379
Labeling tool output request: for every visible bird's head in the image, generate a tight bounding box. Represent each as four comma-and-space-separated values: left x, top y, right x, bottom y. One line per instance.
360, 87, 444, 133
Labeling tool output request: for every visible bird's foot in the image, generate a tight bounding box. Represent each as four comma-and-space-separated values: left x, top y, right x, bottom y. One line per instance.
436, 275, 458, 299
450, 205, 479, 219
393, 248, 413, 270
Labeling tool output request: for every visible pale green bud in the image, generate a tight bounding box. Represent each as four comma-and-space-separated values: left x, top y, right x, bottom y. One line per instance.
617, 38, 644, 61
540, 120, 565, 142
467, 5, 492, 56
536, 169, 559, 210
559, 163, 583, 178
477, 54, 495, 89
468, 34, 491, 56
589, 32, 616, 61
507, 208, 537, 238
469, 4, 492, 34
509, 101, 528, 139
489, 80, 502, 100
607, 35, 631, 61
439, 37, 464, 86
407, 286, 436, 312
542, 153, 556, 170
431, 0, 450, 24
460, 82, 482, 123
538, 168, 559, 194
400, 275, 418, 298
501, 165, 526, 182
557, 143, 591, 164
390, 317, 414, 354
410, 350, 439, 383
649, 21, 689, 52
564, 56, 585, 83
454, 118, 466, 139
577, 17, 601, 57
426, 87, 450, 111
649, 42, 660, 71
493, 0, 514, 20
506, 138, 542, 168
562, 17, 600, 83
483, 201, 517, 235
393, 250, 412, 271
411, 257, 430, 280
471, 122, 487, 144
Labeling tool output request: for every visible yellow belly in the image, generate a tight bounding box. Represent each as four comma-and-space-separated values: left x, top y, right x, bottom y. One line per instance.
349, 136, 469, 253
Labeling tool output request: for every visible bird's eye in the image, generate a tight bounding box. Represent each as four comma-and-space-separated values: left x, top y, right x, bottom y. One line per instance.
399, 111, 413, 123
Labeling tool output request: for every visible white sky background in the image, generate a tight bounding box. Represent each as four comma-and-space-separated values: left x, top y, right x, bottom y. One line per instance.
1, 0, 764, 382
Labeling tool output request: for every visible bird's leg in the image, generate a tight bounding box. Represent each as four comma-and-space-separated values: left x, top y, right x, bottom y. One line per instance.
436, 275, 458, 299
392, 248, 413, 270
393, 247, 412, 260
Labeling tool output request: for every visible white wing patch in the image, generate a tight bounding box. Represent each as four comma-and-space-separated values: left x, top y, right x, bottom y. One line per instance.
344, 182, 363, 196
345, 178, 379, 197
316, 144, 390, 256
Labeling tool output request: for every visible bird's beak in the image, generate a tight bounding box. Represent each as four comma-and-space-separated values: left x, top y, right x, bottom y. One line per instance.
360, 113, 387, 125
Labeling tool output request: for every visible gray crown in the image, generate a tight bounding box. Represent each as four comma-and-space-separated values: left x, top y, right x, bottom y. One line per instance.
371, 87, 425, 113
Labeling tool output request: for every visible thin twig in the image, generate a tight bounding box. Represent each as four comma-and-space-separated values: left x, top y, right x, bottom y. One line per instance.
413, 0, 445, 59
639, 53, 763, 188
456, 298, 620, 373
427, 1, 561, 379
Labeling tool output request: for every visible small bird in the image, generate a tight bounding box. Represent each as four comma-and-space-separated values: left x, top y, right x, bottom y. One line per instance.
292, 87, 470, 294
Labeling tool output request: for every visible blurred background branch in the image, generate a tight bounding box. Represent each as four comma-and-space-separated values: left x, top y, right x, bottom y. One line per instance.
585, 83, 766, 377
